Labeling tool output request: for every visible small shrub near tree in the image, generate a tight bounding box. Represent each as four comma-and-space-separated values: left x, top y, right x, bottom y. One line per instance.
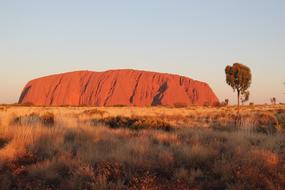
270, 97, 277, 105
219, 99, 229, 106
241, 91, 250, 105
224, 99, 229, 106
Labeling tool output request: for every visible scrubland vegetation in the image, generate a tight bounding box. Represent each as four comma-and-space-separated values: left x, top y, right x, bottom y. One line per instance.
0, 105, 285, 190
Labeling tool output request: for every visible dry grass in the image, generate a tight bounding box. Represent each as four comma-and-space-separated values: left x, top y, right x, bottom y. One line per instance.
0, 105, 285, 190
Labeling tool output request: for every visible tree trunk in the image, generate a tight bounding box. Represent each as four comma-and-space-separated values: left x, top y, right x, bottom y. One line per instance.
237, 90, 240, 115
236, 90, 241, 128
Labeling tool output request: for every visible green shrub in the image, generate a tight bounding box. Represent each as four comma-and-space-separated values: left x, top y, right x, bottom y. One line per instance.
27, 136, 58, 162
10, 113, 41, 126
82, 109, 107, 117
275, 111, 285, 129
252, 113, 279, 134
173, 102, 188, 108
10, 112, 55, 127
41, 112, 55, 126
0, 138, 8, 149
203, 102, 210, 107
27, 159, 72, 188
92, 116, 173, 131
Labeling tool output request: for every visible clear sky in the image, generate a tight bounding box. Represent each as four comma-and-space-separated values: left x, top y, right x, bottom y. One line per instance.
0, 0, 284, 104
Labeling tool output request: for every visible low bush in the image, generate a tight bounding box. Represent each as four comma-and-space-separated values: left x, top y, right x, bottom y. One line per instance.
0, 138, 8, 149
10, 112, 55, 127
27, 159, 72, 188
41, 112, 55, 126
112, 104, 127, 107
203, 101, 210, 107
240, 113, 280, 134
275, 109, 285, 129
91, 116, 173, 131
82, 109, 107, 117
10, 113, 41, 126
252, 113, 280, 134
27, 135, 59, 162
173, 102, 188, 108
21, 102, 34, 106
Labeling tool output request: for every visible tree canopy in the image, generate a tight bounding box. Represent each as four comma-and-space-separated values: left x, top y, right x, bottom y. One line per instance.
225, 63, 252, 94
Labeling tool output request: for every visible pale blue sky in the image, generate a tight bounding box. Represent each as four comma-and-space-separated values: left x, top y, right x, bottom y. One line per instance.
0, 0, 284, 104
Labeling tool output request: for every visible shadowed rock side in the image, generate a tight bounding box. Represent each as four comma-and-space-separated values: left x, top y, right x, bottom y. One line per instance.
19, 70, 219, 106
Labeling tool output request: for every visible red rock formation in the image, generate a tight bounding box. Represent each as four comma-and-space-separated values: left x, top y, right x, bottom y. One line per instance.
19, 69, 219, 106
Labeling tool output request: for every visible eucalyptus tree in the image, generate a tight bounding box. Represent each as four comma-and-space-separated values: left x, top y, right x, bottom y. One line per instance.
225, 63, 252, 114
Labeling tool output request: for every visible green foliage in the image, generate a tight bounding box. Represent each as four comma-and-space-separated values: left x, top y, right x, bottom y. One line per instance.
225, 63, 252, 93
225, 99, 229, 105
173, 102, 188, 108
275, 109, 285, 129
82, 109, 107, 117
225, 63, 252, 113
270, 97, 277, 105
10, 112, 55, 127
220, 99, 229, 106
41, 112, 55, 126
203, 101, 210, 107
241, 91, 250, 104
92, 116, 173, 131
0, 138, 8, 149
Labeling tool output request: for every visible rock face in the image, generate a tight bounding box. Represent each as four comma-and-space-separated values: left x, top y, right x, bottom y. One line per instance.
19, 70, 219, 106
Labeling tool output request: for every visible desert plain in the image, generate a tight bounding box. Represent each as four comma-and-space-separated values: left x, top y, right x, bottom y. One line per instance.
0, 104, 284, 190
